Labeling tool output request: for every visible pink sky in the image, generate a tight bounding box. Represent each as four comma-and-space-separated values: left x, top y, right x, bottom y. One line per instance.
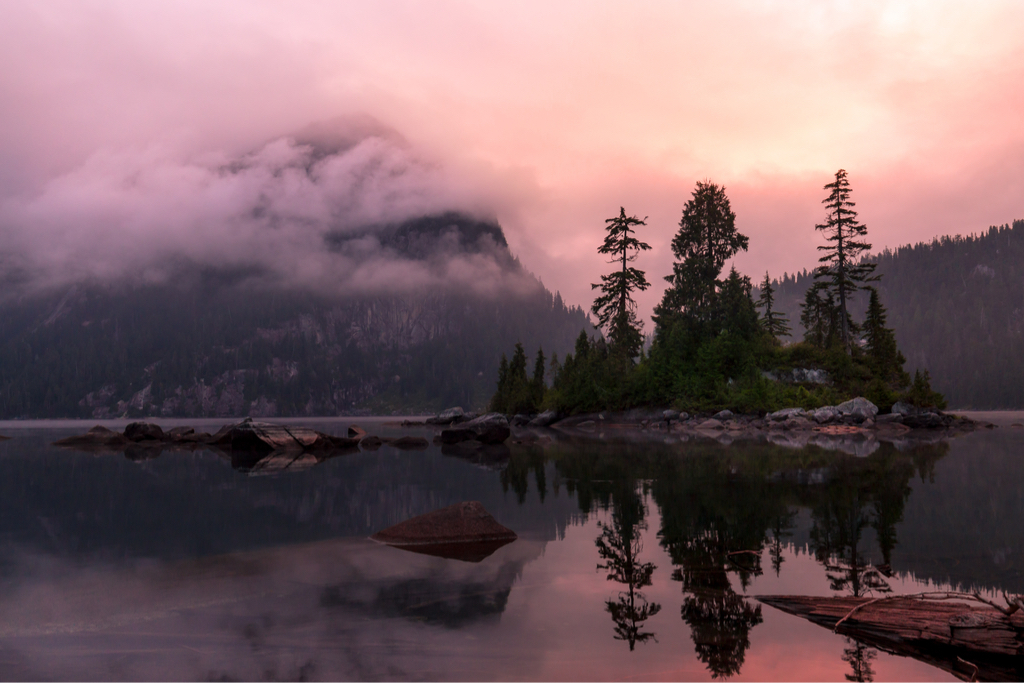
2, 1, 1023, 319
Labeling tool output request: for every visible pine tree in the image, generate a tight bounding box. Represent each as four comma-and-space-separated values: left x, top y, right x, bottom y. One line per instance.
654, 181, 749, 334
591, 208, 652, 358
755, 272, 791, 342
531, 347, 546, 408
814, 169, 876, 353
862, 287, 908, 387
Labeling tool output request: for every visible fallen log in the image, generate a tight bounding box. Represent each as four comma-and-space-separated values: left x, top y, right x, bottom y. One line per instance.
758, 594, 1024, 682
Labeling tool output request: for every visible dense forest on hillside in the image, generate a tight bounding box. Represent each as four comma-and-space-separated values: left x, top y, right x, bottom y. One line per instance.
762, 220, 1024, 408
0, 214, 590, 418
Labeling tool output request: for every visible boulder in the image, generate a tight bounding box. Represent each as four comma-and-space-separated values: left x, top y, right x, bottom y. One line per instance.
890, 401, 915, 416
576, 420, 596, 431
167, 426, 194, 439
811, 406, 840, 424
836, 398, 879, 423
903, 411, 948, 429
875, 413, 903, 424
698, 418, 724, 430
124, 422, 167, 442
510, 414, 532, 427
662, 410, 680, 422
713, 409, 734, 420
440, 413, 510, 445
209, 418, 357, 453
426, 407, 465, 425
53, 425, 130, 448
371, 501, 517, 562
768, 407, 806, 422
347, 424, 367, 439
528, 410, 559, 427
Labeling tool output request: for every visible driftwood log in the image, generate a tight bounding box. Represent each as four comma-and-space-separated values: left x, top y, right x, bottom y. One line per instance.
758, 594, 1024, 682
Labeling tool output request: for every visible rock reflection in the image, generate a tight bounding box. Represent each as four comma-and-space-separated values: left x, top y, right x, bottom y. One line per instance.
594, 480, 661, 650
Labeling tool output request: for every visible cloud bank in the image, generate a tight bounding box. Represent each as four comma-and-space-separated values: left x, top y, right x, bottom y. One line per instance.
0, 118, 536, 297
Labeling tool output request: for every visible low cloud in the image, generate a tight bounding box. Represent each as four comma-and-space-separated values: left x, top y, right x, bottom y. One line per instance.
0, 118, 538, 298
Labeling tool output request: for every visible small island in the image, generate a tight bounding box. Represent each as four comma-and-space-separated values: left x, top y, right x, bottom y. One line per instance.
488, 172, 949, 422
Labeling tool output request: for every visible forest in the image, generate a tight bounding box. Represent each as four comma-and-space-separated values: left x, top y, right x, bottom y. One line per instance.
491, 171, 953, 416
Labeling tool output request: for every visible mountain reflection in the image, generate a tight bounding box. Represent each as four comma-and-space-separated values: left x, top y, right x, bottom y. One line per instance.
595, 480, 661, 650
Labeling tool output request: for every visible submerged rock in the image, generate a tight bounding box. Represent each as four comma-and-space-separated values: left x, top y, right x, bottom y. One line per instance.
53, 425, 130, 448
371, 501, 517, 562
381, 436, 429, 450
440, 413, 510, 445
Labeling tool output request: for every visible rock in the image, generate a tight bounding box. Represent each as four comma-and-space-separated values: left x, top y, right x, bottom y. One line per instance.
0, 434, 9, 441
528, 410, 559, 427
812, 406, 840, 424
784, 416, 812, 430
347, 424, 367, 439
426, 407, 466, 425
862, 418, 875, 428
208, 418, 357, 453
903, 412, 947, 429
762, 368, 831, 385
440, 413, 510, 445
167, 426, 194, 438
836, 397, 879, 423
53, 425, 130, 448
371, 501, 517, 562
768, 407, 806, 422
677, 412, 689, 421
875, 413, 903, 424
662, 410, 680, 422
360, 435, 383, 450
890, 401, 915, 416
511, 414, 532, 427
124, 422, 167, 442
698, 418, 724, 430
713, 409, 734, 420
576, 420, 596, 430
382, 436, 429, 450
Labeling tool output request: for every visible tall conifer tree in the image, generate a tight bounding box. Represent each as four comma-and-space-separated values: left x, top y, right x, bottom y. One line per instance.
591, 208, 652, 358
814, 169, 876, 353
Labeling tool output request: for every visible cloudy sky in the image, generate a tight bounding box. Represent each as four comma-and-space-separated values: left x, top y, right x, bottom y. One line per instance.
2, 1, 1023, 317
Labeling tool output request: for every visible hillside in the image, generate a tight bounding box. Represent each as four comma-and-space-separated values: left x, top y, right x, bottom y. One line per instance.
0, 213, 590, 418
762, 219, 1024, 409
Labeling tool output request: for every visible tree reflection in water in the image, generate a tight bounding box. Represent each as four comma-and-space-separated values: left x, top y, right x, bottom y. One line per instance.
842, 638, 877, 682
595, 480, 662, 650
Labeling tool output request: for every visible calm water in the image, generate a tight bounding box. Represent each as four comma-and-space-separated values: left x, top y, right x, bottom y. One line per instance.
1, 415, 1022, 681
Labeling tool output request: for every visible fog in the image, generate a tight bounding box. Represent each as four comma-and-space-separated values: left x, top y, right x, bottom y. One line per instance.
0, 117, 538, 297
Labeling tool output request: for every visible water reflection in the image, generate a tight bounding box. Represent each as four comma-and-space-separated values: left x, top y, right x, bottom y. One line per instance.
594, 479, 661, 650
1, 422, 1022, 681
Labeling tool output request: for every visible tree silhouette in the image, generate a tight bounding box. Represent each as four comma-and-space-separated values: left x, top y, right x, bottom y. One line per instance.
756, 272, 791, 342
814, 169, 876, 353
655, 181, 748, 335
591, 208, 652, 359
595, 481, 662, 651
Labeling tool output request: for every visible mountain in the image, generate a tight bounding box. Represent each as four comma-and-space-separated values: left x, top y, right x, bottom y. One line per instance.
0, 213, 590, 418
761, 219, 1024, 409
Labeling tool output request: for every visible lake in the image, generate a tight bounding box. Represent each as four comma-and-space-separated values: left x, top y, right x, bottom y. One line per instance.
0, 415, 1022, 681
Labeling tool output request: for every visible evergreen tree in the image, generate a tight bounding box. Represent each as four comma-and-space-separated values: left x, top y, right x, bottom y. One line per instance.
862, 288, 907, 387
654, 181, 748, 335
755, 272, 791, 342
591, 208, 652, 358
531, 347, 546, 408
814, 169, 876, 353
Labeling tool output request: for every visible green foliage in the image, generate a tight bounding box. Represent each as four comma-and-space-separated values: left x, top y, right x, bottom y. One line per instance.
591, 208, 653, 359
490, 342, 546, 414
862, 287, 908, 390
903, 369, 947, 409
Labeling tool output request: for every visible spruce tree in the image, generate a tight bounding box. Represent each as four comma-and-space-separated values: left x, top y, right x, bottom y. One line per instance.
654, 181, 749, 334
755, 272, 791, 342
531, 347, 546, 408
863, 288, 907, 386
591, 208, 652, 358
814, 169, 876, 353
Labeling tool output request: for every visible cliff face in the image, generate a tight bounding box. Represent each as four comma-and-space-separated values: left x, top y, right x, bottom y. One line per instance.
0, 215, 591, 418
